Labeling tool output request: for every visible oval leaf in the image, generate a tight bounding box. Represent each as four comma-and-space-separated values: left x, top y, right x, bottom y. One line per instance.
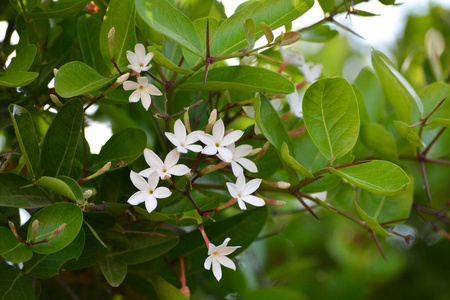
0, 71, 39, 87
100, 256, 127, 287
280, 142, 314, 179
0, 264, 36, 300
5, 44, 37, 73
393, 120, 424, 147
355, 202, 392, 237
0, 173, 50, 208
35, 176, 83, 203
0, 227, 33, 263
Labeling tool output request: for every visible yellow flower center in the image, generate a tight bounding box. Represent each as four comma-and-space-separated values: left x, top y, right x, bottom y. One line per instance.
139, 86, 144, 90
149, 190, 154, 194
162, 168, 167, 173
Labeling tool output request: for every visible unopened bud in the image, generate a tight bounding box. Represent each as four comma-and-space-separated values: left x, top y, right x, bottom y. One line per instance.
53, 68, 58, 76
224, 91, 231, 105
108, 27, 115, 58
50, 94, 63, 107
184, 111, 191, 133
8, 221, 21, 241
205, 109, 217, 133
277, 181, 290, 189
199, 161, 228, 176
31, 219, 39, 243
249, 148, 262, 156
45, 223, 66, 242
80, 162, 111, 183
116, 72, 129, 85
261, 196, 286, 206
83, 189, 93, 199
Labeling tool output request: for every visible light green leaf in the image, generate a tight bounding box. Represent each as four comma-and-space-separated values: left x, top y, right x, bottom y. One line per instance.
244, 18, 256, 47
0, 173, 51, 208
0, 264, 36, 300
280, 142, 314, 179
371, 50, 423, 124
27, 0, 90, 19
8, 104, 41, 179
0, 227, 33, 263
0, 71, 38, 87
393, 120, 424, 147
55, 62, 115, 98
180, 66, 294, 93
301, 25, 338, 43
355, 202, 392, 237
329, 160, 410, 196
100, 0, 137, 73
5, 44, 36, 73
35, 176, 83, 203
353, 67, 386, 123
360, 123, 398, 161
327, 182, 354, 211
211, 0, 314, 56
421, 82, 450, 124
427, 118, 450, 127
100, 256, 127, 287
147, 46, 193, 75
27, 203, 83, 254
147, 275, 189, 300
303, 77, 360, 162
135, 0, 203, 57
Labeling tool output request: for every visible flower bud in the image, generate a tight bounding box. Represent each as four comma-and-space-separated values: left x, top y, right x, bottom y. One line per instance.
80, 162, 111, 183
249, 147, 262, 156
44, 223, 66, 242
108, 27, 115, 58
8, 221, 21, 241
224, 91, 231, 105
184, 111, 191, 133
83, 189, 93, 199
205, 109, 217, 133
53, 68, 58, 76
277, 181, 290, 189
116, 72, 130, 85
50, 94, 63, 107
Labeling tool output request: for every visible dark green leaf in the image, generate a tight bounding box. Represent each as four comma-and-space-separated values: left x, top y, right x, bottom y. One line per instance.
100, 256, 127, 287
355, 202, 392, 237
0, 173, 50, 208
147, 275, 189, 300
327, 182, 354, 211
0, 227, 33, 263
0, 264, 36, 300
27, 0, 90, 19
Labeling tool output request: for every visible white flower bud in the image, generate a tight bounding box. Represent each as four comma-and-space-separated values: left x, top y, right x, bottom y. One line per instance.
116, 72, 130, 85
53, 68, 58, 76
50, 94, 63, 107
83, 189, 93, 199
108, 27, 115, 40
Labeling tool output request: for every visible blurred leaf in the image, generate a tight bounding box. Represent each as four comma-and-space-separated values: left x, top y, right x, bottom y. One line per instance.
379, 0, 395, 5
327, 182, 354, 211
27, 203, 83, 254
0, 71, 38, 87
301, 25, 338, 43
353, 68, 386, 123
179, 0, 227, 21
100, 0, 137, 73
55, 62, 114, 98
244, 18, 257, 47
24, 227, 85, 278
329, 160, 410, 196
427, 118, 450, 127
360, 123, 398, 161
5, 44, 36, 73
180, 66, 295, 93
100, 256, 127, 287
183, 17, 220, 66
147, 46, 194, 75
8, 104, 41, 179
421, 82, 450, 124
0, 264, 36, 300
0, 173, 50, 208
352, 85, 370, 125
280, 142, 314, 178
27, 0, 90, 19
317, 0, 336, 13
354, 10, 380, 17
277, 31, 302, 46
35, 176, 83, 203
355, 202, 392, 237
40, 99, 83, 177
393, 120, 424, 147
0, 227, 33, 263
241, 286, 307, 300
303, 77, 359, 162
147, 275, 189, 300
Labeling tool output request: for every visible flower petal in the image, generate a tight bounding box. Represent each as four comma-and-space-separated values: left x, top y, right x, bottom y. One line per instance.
242, 178, 262, 195
127, 191, 147, 205
236, 157, 258, 173
236, 174, 246, 191
129, 90, 141, 103
208, 243, 216, 256
241, 195, 265, 207
144, 148, 164, 170
144, 83, 162, 96
185, 131, 201, 144
198, 133, 214, 145
242, 106, 255, 119
212, 258, 222, 281
130, 171, 149, 191
137, 76, 149, 86
138, 168, 154, 177
212, 119, 225, 141
216, 255, 236, 271
226, 182, 238, 198
217, 147, 233, 163
231, 161, 243, 177
219, 246, 240, 256
216, 237, 231, 251
221, 130, 244, 146
176, 146, 188, 154
144, 195, 158, 213
237, 197, 247, 210
185, 144, 202, 152
164, 149, 180, 168
165, 132, 181, 148
126, 51, 138, 66
143, 52, 154, 66
202, 145, 217, 155
204, 255, 212, 270
168, 164, 190, 176
140, 91, 151, 110
135, 43, 146, 61
234, 144, 252, 158
173, 119, 186, 141
123, 80, 139, 91
153, 187, 172, 199
147, 171, 160, 190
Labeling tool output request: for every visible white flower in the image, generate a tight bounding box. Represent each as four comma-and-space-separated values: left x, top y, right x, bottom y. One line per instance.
198, 119, 243, 163
128, 171, 171, 213
226, 174, 265, 210
204, 238, 240, 282
218, 143, 258, 176
126, 43, 154, 73
165, 119, 203, 154
242, 99, 282, 135
296, 55, 322, 83
286, 91, 303, 118
140, 148, 190, 180
123, 76, 162, 110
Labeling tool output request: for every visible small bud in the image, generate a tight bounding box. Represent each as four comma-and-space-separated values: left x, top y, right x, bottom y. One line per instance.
116, 72, 129, 85
83, 189, 93, 199
45, 223, 66, 242
108, 27, 115, 58
50, 94, 63, 107
249, 147, 262, 156
262, 196, 286, 206
224, 91, 231, 105
277, 181, 290, 189
8, 221, 21, 241
108, 27, 115, 40
184, 111, 191, 133
80, 162, 111, 183
53, 68, 58, 76
85, 1, 99, 13
31, 219, 39, 243
205, 109, 217, 133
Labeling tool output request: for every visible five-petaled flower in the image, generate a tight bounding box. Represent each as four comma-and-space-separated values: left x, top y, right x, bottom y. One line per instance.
123, 76, 162, 110
140, 148, 191, 180
127, 43, 154, 73
218, 143, 258, 176
226, 174, 265, 210
128, 171, 171, 213
204, 238, 240, 281
165, 119, 203, 154
198, 119, 244, 162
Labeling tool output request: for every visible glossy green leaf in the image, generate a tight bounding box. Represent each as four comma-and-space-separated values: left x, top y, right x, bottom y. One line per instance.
27, 203, 83, 254
353, 67, 386, 123
135, 0, 203, 57
0, 71, 39, 87
147, 46, 194, 75
27, 0, 90, 19
24, 227, 85, 278
100, 0, 137, 72
5, 44, 36, 73
280, 142, 314, 178
55, 62, 114, 98
100, 256, 127, 287
210, 0, 314, 56
360, 123, 398, 161
303, 77, 359, 162
393, 120, 424, 147
147, 275, 189, 300
301, 25, 338, 43
8, 104, 41, 179
0, 227, 33, 263
35, 176, 83, 203
427, 118, 450, 127
40, 99, 83, 177
371, 50, 423, 124
90, 128, 147, 172
255, 94, 293, 150
180, 66, 294, 94
0, 264, 36, 300
77, 15, 110, 75
355, 202, 392, 237
0, 173, 50, 208
329, 160, 410, 196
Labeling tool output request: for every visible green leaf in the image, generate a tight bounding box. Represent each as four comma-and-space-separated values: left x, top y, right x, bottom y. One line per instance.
180, 65, 294, 94
379, 0, 395, 5
100, 0, 137, 73
0, 264, 36, 300
355, 202, 392, 237
317, 0, 336, 13
360, 123, 398, 161
354, 10, 380, 17
371, 50, 423, 124
40, 99, 83, 177
329, 160, 410, 196
77, 15, 110, 76
0, 227, 33, 263
301, 25, 338, 43
0, 71, 39, 87
24, 227, 85, 278
8, 104, 41, 179
5, 44, 36, 73
427, 118, 450, 127
280, 142, 314, 179
147, 275, 189, 300
327, 182, 354, 211
100, 256, 127, 287
259, 22, 274, 43
421, 82, 450, 124
27, 0, 90, 19
147, 46, 194, 75
27, 203, 83, 254
0, 173, 50, 208
353, 67, 386, 123
55, 62, 115, 98
135, 0, 203, 57
35, 176, 83, 203
393, 120, 424, 147
303, 77, 360, 162
210, 0, 314, 56
90, 128, 147, 172
244, 18, 256, 47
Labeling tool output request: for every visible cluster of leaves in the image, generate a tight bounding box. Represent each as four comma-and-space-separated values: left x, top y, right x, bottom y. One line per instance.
0, 0, 449, 299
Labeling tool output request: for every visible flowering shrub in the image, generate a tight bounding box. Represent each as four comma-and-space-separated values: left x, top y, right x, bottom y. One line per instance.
1, 0, 449, 299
